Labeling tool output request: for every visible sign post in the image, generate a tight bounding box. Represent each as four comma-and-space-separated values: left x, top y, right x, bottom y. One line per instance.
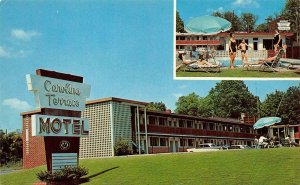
277, 20, 290, 31
26, 69, 90, 172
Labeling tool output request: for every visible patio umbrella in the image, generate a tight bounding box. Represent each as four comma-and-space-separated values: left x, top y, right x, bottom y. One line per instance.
253, 117, 282, 129
185, 16, 231, 35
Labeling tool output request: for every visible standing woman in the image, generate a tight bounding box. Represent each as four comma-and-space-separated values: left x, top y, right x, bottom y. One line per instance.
229, 33, 237, 69
273, 28, 282, 52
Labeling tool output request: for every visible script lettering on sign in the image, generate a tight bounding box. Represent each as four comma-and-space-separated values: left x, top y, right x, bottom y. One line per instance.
31, 115, 89, 137
26, 74, 91, 111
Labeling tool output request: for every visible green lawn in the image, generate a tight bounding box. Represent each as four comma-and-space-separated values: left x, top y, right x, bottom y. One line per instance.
1, 148, 300, 185
176, 68, 300, 78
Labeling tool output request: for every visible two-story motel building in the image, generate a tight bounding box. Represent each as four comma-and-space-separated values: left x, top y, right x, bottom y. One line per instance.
22, 97, 260, 168
79, 97, 258, 158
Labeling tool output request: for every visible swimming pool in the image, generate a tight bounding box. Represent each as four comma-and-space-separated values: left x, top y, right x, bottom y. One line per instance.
215, 58, 258, 67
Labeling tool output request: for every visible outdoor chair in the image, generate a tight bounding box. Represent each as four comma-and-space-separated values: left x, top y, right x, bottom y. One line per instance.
182, 52, 221, 73
260, 48, 284, 72
244, 48, 284, 72
182, 61, 220, 73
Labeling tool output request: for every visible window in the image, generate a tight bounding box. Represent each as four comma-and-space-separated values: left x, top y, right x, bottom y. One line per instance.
149, 116, 156, 125
188, 139, 194, 147
180, 139, 186, 146
209, 123, 214, 130
263, 39, 273, 50
150, 137, 159, 146
203, 122, 207, 130
229, 126, 233, 131
187, 120, 193, 128
179, 120, 185, 128
160, 138, 167, 146
159, 117, 166, 126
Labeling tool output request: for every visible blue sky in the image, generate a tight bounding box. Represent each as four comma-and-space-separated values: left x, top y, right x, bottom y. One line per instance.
177, 0, 286, 25
0, 0, 299, 131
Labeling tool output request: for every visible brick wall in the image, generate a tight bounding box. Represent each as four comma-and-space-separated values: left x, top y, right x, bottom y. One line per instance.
148, 146, 170, 154
22, 113, 47, 169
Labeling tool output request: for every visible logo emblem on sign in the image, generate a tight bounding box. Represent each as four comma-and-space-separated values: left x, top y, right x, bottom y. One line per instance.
60, 140, 70, 151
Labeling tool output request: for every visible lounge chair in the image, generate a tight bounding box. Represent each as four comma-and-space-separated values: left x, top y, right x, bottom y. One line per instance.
244, 49, 284, 72
260, 48, 284, 72
183, 59, 220, 73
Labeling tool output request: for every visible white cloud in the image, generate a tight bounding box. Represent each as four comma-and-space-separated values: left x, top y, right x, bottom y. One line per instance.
0, 46, 30, 58
11, 29, 40, 41
173, 93, 183, 100
179, 85, 187, 89
0, 46, 10, 57
232, 0, 260, 8
2, 98, 32, 111
206, 6, 224, 13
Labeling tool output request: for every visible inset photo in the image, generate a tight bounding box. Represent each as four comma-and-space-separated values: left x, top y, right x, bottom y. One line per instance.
175, 0, 300, 79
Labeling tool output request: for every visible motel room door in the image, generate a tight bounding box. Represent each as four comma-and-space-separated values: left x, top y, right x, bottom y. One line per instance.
170, 140, 179, 153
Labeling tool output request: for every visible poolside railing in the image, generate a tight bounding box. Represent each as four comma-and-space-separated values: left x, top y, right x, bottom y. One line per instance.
176, 50, 268, 60
214, 50, 268, 59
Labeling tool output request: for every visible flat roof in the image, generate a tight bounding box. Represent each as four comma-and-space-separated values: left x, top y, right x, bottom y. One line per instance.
20, 109, 41, 116
86, 97, 148, 106
176, 32, 294, 37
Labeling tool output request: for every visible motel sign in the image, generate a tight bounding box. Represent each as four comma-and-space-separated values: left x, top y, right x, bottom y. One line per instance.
31, 115, 89, 137
25, 69, 91, 172
26, 74, 91, 111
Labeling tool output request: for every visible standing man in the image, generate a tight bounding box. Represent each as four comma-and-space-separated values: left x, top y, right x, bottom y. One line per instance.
254, 136, 259, 149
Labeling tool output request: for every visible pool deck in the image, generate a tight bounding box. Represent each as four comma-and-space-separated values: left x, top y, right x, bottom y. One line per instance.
280, 58, 300, 69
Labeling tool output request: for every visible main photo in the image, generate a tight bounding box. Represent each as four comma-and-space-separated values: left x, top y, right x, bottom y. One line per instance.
175, 0, 300, 78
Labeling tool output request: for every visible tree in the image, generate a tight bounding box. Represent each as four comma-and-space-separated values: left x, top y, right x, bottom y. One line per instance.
0, 131, 22, 165
176, 11, 186, 33
260, 90, 285, 117
208, 81, 259, 118
255, 23, 269, 32
240, 13, 258, 32
260, 85, 300, 125
277, 85, 300, 125
282, 0, 300, 42
223, 11, 242, 32
175, 92, 202, 116
212, 11, 242, 31
146, 102, 167, 112
198, 95, 214, 117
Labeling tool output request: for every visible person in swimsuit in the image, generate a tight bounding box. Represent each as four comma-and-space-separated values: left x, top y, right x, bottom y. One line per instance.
253, 44, 287, 64
238, 39, 252, 65
273, 28, 282, 52
178, 52, 213, 67
229, 33, 237, 69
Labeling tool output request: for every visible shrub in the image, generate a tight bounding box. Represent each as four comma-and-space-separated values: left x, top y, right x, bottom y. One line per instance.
114, 138, 132, 156
36, 166, 88, 182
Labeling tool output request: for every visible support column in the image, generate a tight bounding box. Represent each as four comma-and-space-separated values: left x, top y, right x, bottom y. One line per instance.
137, 106, 141, 155
144, 108, 148, 154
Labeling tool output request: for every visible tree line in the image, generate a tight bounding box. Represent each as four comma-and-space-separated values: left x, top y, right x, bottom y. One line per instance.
176, 0, 300, 34
0, 130, 22, 166
147, 81, 300, 125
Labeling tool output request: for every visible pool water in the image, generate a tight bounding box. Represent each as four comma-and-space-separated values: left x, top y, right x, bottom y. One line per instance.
215, 58, 258, 67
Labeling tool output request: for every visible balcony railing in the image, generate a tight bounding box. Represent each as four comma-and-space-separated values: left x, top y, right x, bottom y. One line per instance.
140, 124, 256, 139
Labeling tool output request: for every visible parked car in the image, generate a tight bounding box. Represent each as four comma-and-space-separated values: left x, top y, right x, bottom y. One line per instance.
220, 144, 230, 150
187, 143, 221, 152
228, 145, 251, 150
